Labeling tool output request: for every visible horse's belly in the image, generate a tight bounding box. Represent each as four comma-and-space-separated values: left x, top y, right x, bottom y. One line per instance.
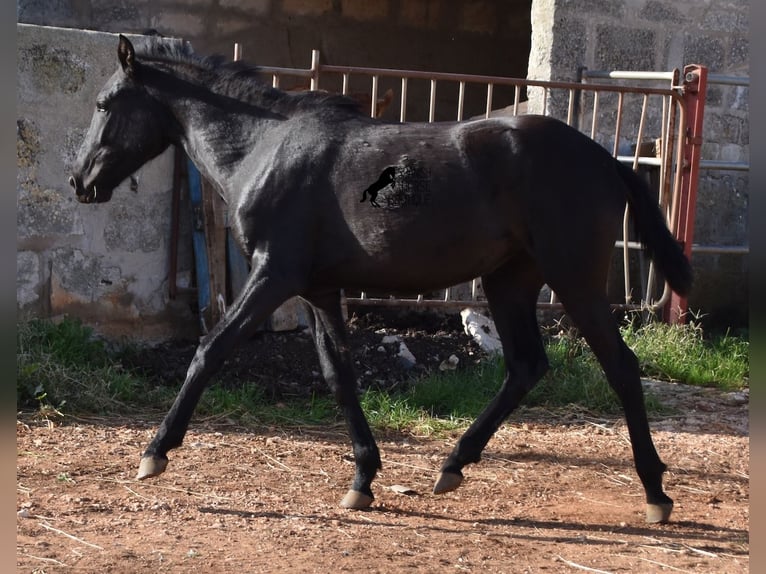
330, 233, 514, 293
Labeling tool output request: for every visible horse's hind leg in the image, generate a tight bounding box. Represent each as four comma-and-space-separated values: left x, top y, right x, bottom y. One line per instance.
136, 259, 294, 480
555, 291, 673, 523
435, 259, 548, 494
302, 291, 381, 509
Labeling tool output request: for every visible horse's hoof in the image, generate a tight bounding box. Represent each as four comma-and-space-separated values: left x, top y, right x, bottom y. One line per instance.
646, 502, 673, 523
433, 471, 463, 495
136, 456, 168, 480
340, 490, 374, 509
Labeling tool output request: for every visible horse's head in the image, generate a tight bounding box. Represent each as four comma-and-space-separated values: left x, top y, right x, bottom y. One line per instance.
69, 35, 175, 203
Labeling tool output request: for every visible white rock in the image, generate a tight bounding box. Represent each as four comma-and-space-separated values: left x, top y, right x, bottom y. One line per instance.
397, 341, 417, 369
460, 308, 503, 354
439, 354, 460, 371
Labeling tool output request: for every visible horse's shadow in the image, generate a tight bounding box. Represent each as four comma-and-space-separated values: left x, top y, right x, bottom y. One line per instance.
198, 505, 748, 551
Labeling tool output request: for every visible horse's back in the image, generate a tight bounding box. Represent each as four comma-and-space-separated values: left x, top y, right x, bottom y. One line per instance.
303, 115, 626, 292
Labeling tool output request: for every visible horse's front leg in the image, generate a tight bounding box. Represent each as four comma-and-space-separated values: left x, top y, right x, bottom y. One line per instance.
136, 255, 295, 480
302, 291, 381, 509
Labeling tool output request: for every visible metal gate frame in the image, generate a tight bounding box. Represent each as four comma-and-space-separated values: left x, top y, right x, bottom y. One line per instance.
242, 46, 711, 324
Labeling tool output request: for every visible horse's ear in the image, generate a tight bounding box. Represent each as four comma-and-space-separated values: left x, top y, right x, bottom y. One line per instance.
118, 34, 136, 76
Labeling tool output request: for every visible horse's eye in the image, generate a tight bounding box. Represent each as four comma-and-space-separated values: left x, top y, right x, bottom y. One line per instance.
96, 101, 108, 112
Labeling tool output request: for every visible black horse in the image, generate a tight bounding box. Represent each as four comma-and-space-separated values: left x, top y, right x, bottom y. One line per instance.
70, 35, 692, 523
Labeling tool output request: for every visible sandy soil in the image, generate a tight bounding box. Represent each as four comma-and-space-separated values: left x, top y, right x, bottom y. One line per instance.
17, 312, 749, 573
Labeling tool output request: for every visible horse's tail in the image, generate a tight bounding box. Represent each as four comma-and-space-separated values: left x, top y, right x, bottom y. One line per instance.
616, 160, 693, 296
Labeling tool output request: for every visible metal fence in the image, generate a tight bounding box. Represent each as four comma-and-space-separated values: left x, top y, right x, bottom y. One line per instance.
227, 46, 723, 323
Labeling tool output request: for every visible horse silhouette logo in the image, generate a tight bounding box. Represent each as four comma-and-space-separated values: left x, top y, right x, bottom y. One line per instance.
360, 166, 397, 207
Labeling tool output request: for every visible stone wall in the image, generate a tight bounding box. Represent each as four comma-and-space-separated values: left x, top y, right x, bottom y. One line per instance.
17, 24, 197, 340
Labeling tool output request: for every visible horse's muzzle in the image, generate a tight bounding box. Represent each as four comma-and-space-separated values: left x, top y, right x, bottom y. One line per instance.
69, 174, 107, 203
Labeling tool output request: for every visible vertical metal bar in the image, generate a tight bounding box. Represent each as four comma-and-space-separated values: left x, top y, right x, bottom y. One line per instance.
457, 81, 466, 121
272, 74, 280, 88
485, 83, 494, 118
513, 85, 520, 115
661, 71, 680, 219
233, 42, 242, 61
666, 65, 707, 324
310, 49, 320, 91
566, 88, 575, 125
342, 73, 350, 95
370, 75, 379, 117
613, 92, 625, 157
590, 91, 599, 139
400, 77, 408, 122
429, 79, 437, 122
668, 105, 688, 240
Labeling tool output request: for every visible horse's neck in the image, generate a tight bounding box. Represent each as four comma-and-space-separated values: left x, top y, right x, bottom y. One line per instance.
167, 98, 257, 198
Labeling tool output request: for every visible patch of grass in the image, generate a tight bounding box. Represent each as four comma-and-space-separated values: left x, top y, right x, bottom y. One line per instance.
196, 384, 338, 426
17, 316, 748, 437
16, 318, 175, 415
621, 319, 749, 390
530, 333, 624, 413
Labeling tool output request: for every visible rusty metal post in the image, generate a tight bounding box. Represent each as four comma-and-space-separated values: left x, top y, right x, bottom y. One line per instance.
665, 64, 707, 324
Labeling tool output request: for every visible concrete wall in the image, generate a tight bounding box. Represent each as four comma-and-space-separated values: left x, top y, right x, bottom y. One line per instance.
17, 24, 197, 340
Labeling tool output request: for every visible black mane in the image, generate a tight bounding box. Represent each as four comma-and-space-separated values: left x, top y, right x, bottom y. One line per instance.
133, 36, 364, 116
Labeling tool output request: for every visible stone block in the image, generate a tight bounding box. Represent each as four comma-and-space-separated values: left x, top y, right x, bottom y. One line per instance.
595, 25, 656, 70
729, 36, 749, 71
701, 8, 748, 33
103, 199, 168, 253
17, 252, 41, 308
684, 34, 725, 72
17, 41, 89, 103
639, 1, 686, 24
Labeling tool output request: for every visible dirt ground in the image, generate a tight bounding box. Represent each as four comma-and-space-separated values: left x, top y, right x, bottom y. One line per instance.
17, 311, 749, 573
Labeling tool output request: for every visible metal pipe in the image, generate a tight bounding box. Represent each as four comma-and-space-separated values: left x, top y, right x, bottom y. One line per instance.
707, 74, 749, 87
345, 296, 668, 313
700, 160, 749, 171
692, 244, 749, 255
582, 70, 678, 82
